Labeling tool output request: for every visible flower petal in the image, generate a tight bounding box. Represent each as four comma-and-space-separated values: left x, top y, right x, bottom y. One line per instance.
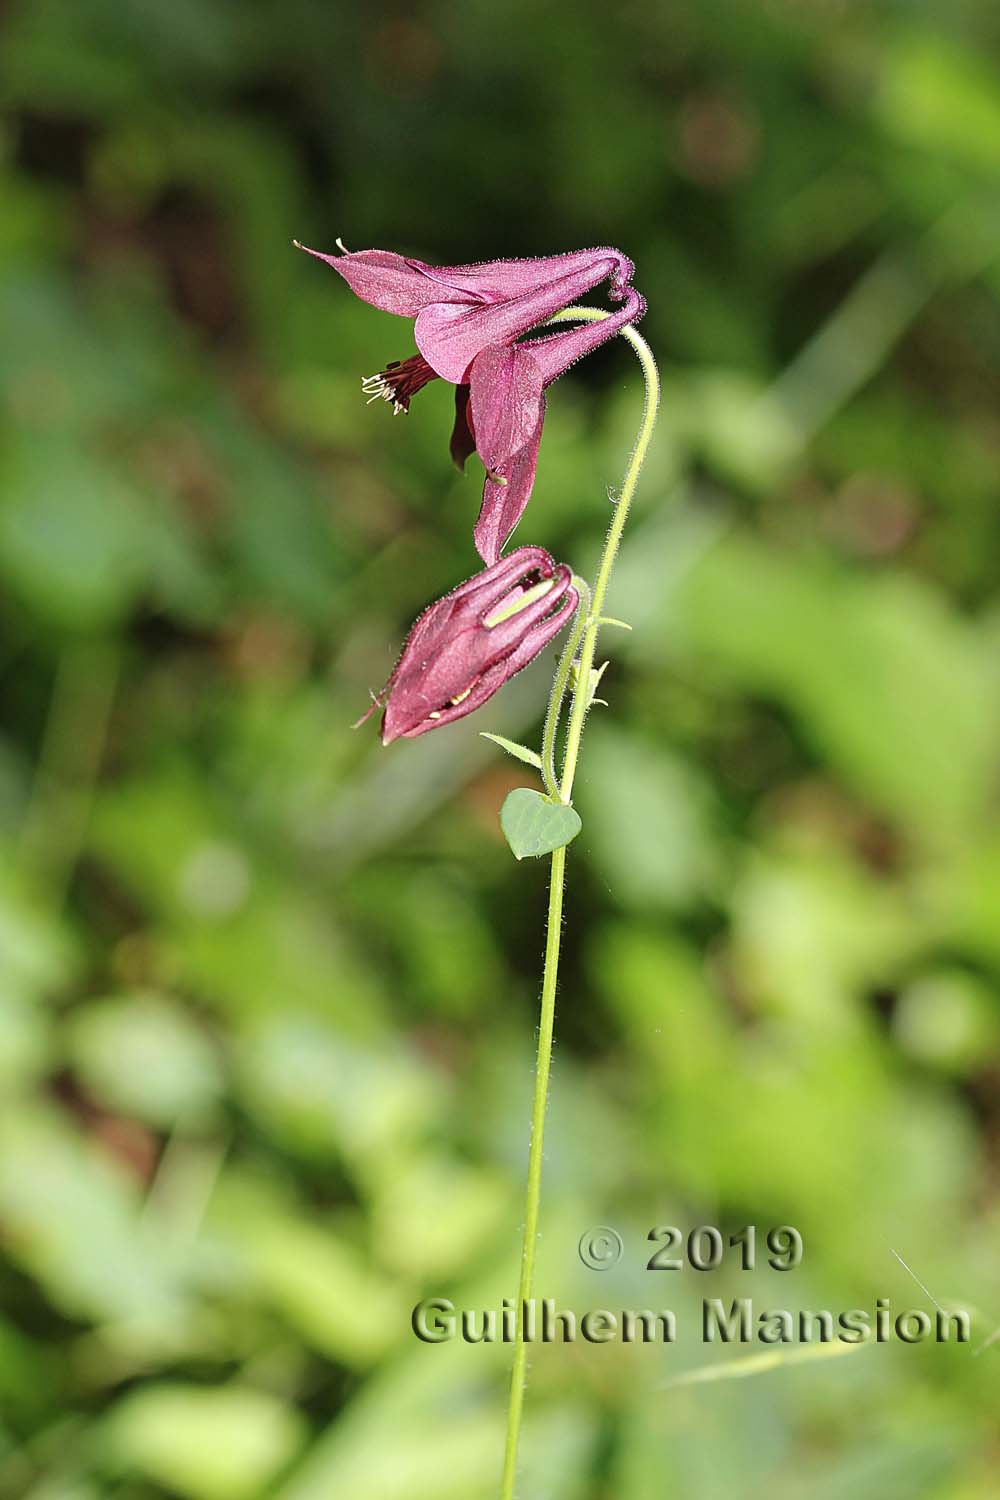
473, 412, 544, 566
295, 243, 477, 317
418, 248, 635, 304
482, 564, 575, 653
526, 288, 647, 386
453, 544, 554, 608
449, 385, 477, 470
496, 570, 578, 675
468, 345, 544, 475
414, 255, 629, 382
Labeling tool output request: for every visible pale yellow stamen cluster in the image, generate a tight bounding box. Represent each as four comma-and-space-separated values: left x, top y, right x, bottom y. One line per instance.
361, 373, 408, 414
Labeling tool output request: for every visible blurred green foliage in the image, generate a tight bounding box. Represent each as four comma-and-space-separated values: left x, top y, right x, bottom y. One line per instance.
2, 1, 1000, 1496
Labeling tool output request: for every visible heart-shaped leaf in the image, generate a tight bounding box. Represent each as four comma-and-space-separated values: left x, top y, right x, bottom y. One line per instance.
500, 788, 582, 860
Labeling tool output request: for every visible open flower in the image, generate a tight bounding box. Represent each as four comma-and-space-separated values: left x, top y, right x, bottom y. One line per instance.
367, 546, 579, 743
296, 241, 645, 563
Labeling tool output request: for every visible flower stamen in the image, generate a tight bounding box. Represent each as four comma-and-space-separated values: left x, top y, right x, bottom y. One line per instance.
361, 373, 406, 411
360, 353, 438, 416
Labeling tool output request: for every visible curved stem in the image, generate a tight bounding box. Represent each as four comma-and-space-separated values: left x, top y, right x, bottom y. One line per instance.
551, 311, 660, 801
499, 309, 659, 1500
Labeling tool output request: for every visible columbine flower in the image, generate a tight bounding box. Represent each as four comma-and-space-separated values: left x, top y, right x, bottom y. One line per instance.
368, 546, 579, 743
296, 241, 645, 563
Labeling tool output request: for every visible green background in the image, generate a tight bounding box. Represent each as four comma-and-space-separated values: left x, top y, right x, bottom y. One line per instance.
2, 2, 999, 1496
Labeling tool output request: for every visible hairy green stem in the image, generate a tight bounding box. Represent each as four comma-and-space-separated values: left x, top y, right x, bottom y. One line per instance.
540, 574, 590, 799
499, 309, 659, 1500
552, 313, 660, 802
498, 837, 567, 1493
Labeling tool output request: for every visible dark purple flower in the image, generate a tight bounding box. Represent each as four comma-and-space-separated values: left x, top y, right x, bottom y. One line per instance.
296, 242, 645, 563
366, 546, 579, 743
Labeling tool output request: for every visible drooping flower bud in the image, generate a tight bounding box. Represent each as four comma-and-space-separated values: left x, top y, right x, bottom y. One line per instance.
371, 546, 579, 743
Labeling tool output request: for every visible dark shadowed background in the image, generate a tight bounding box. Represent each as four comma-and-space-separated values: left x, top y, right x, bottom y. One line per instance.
2, 2, 1000, 1496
